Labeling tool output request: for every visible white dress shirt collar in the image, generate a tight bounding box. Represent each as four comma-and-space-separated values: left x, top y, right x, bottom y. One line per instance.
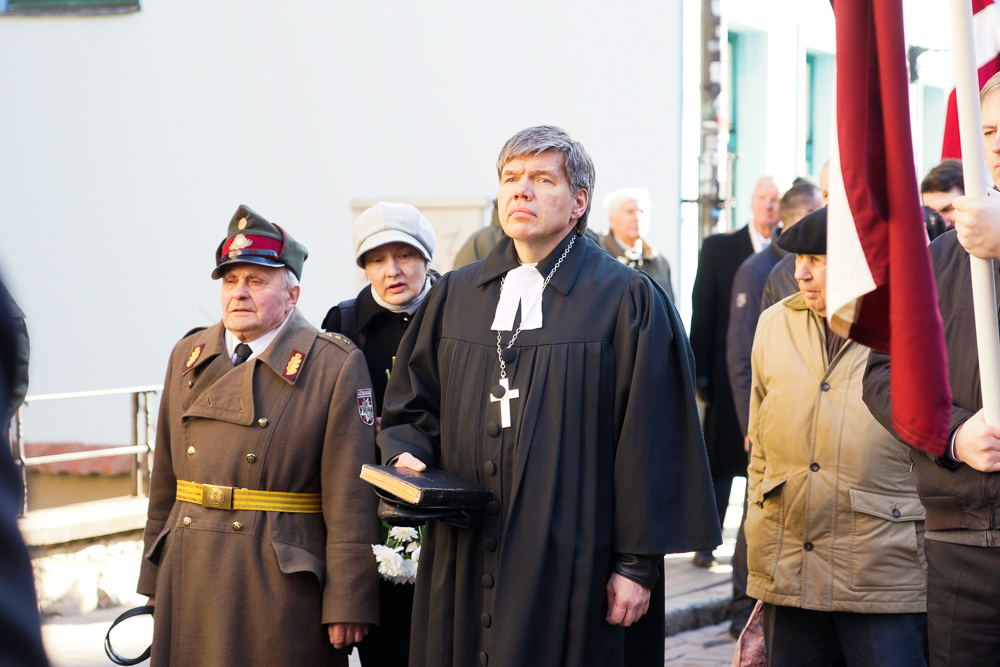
224, 309, 294, 364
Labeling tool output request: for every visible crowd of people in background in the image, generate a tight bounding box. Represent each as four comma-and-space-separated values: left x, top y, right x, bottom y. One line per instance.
5, 82, 1000, 667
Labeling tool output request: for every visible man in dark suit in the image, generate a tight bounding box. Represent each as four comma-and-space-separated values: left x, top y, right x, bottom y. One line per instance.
689, 175, 780, 567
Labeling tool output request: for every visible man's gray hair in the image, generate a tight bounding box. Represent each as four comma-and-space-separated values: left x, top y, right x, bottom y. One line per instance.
603, 187, 651, 219
282, 267, 299, 290
496, 125, 596, 234
983, 71, 1000, 105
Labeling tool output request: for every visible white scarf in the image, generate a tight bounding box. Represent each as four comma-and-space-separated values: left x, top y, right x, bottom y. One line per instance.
491, 263, 544, 332
371, 276, 432, 314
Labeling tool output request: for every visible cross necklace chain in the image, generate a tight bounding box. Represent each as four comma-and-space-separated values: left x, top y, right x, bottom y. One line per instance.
490, 234, 576, 428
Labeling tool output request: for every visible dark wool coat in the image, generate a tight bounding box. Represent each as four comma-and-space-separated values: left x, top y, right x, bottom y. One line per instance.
690, 226, 754, 479
0, 279, 47, 667
138, 310, 380, 667
378, 234, 720, 667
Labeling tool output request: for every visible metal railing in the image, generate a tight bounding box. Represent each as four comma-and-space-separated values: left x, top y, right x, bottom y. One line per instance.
11, 385, 162, 517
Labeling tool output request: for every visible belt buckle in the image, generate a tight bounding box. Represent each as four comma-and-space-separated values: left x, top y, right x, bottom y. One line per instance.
201, 484, 233, 510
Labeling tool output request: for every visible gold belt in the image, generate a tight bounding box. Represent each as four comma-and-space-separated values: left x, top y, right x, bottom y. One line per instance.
176, 480, 322, 513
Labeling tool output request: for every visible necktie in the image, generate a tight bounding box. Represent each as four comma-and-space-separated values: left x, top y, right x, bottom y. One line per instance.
233, 343, 252, 366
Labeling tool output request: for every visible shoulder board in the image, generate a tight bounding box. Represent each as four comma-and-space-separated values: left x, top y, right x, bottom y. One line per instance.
183, 326, 208, 339
318, 331, 357, 353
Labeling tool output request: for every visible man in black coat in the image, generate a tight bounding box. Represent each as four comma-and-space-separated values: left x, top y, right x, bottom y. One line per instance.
0, 273, 48, 667
862, 70, 1000, 666
381, 125, 720, 667
689, 175, 779, 566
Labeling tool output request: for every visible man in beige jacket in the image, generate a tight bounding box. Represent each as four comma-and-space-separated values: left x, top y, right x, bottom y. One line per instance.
746, 208, 927, 666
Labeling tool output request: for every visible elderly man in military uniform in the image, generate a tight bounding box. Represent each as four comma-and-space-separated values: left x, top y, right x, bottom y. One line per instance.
137, 206, 379, 666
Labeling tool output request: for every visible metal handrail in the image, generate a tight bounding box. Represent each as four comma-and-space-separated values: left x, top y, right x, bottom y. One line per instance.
11, 385, 162, 517
23, 385, 163, 403
23, 445, 151, 466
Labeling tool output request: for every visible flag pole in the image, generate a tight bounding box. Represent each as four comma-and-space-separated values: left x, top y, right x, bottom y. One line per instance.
949, 0, 1000, 425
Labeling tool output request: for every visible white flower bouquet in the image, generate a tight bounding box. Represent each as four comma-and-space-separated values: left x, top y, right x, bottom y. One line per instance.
372, 523, 422, 585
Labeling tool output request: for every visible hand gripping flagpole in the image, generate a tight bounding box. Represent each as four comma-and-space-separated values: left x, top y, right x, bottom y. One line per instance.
949, 0, 1000, 425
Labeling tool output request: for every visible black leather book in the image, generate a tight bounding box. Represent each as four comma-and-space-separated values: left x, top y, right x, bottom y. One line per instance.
360, 464, 492, 509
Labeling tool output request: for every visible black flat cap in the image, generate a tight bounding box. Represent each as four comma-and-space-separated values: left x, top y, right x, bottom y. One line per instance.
776, 206, 827, 255
212, 205, 308, 280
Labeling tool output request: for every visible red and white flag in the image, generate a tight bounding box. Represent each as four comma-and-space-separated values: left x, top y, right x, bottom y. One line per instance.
826, 0, 952, 455
942, 0, 1000, 159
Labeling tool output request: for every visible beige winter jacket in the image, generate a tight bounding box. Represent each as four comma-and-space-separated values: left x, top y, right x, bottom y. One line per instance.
746, 293, 926, 613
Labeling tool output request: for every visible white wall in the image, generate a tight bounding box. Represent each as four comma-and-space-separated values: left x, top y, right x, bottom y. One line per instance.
0, 0, 684, 443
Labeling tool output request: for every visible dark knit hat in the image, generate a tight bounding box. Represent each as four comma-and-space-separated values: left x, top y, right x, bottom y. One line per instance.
212, 205, 309, 280
776, 206, 827, 255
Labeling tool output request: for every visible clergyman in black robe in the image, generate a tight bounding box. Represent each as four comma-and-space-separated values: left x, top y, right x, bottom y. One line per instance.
379, 126, 720, 667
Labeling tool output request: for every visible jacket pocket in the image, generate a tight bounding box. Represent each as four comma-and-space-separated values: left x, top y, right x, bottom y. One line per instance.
746, 476, 788, 580
850, 488, 926, 591
144, 526, 171, 567
271, 540, 326, 589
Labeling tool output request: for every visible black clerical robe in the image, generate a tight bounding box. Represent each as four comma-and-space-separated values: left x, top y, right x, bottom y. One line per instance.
378, 233, 720, 667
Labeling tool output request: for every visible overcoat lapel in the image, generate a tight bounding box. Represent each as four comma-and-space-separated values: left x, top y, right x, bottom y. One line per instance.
181, 311, 316, 425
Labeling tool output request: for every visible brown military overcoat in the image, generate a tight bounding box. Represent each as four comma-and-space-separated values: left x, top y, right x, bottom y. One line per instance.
137, 309, 380, 666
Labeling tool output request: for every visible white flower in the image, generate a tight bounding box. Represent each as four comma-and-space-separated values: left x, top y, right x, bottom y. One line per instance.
388, 526, 420, 543
400, 558, 418, 584
372, 544, 406, 579
409, 545, 421, 564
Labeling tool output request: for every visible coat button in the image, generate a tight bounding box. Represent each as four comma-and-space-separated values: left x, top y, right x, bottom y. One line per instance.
258, 418, 269, 428
892, 508, 901, 518
480, 651, 489, 666
232, 522, 243, 532
485, 422, 501, 437
182, 517, 192, 527
187, 446, 196, 457
809, 462, 820, 472
500, 347, 516, 363
482, 574, 494, 589
804, 542, 814, 551
187, 380, 194, 388
481, 613, 492, 628
820, 382, 831, 392
484, 461, 497, 476
246, 453, 257, 464
485, 500, 500, 516
484, 538, 497, 552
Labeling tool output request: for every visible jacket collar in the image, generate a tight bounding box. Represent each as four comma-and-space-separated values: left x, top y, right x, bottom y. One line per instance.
182, 310, 316, 385
354, 286, 386, 332
475, 231, 586, 296
601, 233, 660, 260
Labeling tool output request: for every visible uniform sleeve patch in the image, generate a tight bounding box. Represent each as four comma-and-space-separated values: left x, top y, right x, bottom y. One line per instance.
357, 388, 375, 426
184, 344, 204, 371
735, 293, 747, 309
283, 350, 304, 380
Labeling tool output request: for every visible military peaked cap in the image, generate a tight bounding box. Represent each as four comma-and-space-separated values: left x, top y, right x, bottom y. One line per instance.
212, 205, 308, 280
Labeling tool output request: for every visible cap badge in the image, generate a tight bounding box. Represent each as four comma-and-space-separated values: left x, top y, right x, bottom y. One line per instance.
184, 344, 205, 371
357, 388, 375, 426
283, 350, 304, 380
230, 233, 253, 252
238, 216, 248, 231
